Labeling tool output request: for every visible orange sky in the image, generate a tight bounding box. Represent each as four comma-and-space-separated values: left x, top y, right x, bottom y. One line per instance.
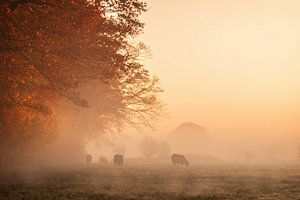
137, 0, 300, 139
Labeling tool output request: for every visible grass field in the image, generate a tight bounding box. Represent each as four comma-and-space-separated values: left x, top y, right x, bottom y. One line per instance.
0, 164, 300, 200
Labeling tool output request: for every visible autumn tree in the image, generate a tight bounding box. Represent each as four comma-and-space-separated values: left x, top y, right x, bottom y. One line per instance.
0, 0, 163, 161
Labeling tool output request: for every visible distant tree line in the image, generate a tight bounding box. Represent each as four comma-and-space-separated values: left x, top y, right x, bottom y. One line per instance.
139, 136, 171, 159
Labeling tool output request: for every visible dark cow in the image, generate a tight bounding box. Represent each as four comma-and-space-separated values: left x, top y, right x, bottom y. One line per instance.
114, 154, 123, 167
99, 156, 108, 164
86, 154, 92, 165
171, 154, 189, 167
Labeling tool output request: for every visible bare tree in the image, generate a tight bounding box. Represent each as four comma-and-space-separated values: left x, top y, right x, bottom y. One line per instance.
139, 136, 160, 159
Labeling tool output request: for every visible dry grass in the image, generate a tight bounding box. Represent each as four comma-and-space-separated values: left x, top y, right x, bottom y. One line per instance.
0, 164, 299, 199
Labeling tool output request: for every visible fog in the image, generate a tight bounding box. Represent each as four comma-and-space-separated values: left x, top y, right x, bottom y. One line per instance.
1, 0, 300, 199
83, 126, 299, 166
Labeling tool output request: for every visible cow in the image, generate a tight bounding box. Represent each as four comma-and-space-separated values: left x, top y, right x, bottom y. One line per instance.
99, 156, 108, 164
86, 154, 92, 165
114, 154, 123, 167
171, 154, 189, 167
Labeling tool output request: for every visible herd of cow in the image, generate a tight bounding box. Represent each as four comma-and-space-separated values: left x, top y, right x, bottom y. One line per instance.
86, 154, 189, 167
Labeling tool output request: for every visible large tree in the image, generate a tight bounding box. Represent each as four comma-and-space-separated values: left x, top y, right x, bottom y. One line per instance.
0, 0, 163, 156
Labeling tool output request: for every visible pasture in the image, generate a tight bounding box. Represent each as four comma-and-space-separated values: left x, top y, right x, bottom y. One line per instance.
0, 164, 299, 200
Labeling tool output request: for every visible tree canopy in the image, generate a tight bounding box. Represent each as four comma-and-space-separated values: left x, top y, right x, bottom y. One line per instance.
0, 0, 163, 155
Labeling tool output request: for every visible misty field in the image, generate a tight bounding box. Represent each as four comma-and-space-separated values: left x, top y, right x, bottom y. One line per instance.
0, 164, 300, 200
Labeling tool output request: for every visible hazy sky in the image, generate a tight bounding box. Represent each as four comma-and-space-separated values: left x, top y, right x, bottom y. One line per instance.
139, 0, 300, 138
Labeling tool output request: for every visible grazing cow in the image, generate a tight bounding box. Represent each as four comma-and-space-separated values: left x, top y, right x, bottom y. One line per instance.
99, 156, 108, 164
171, 154, 189, 167
86, 154, 92, 165
114, 154, 123, 167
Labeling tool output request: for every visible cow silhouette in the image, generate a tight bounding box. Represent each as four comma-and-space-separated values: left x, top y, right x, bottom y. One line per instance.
86, 154, 92, 165
114, 154, 123, 167
171, 154, 189, 167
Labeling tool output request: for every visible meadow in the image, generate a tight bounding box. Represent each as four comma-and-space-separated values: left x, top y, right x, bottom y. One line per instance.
0, 164, 299, 200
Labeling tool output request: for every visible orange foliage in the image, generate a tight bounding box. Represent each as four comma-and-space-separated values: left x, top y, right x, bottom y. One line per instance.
0, 0, 163, 154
